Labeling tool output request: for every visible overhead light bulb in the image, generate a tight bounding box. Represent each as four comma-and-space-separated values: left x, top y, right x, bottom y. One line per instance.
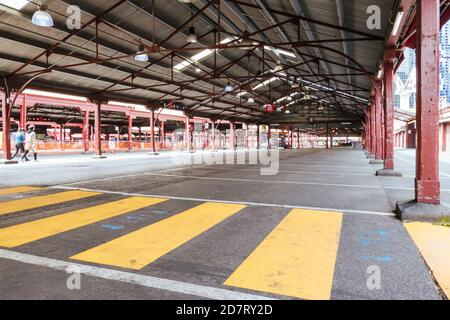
224, 81, 234, 93
195, 68, 201, 73
32, 5, 54, 27
187, 26, 198, 43
247, 96, 255, 104
135, 44, 149, 62
287, 96, 293, 101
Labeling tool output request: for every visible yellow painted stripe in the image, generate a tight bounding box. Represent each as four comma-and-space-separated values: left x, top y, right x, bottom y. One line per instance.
0, 186, 43, 196
0, 196, 167, 248
71, 202, 246, 270
405, 222, 450, 298
224, 209, 343, 300
0, 190, 101, 216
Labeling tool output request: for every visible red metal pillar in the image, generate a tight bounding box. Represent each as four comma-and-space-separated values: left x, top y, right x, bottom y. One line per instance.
83, 111, 89, 152
59, 125, 64, 150
325, 124, 329, 149
297, 129, 300, 149
383, 60, 395, 170
256, 124, 260, 149
267, 125, 272, 149
370, 104, 376, 155
1, 91, 12, 160
244, 123, 249, 148
415, 0, 440, 204
128, 115, 133, 151
230, 122, 236, 151
185, 115, 192, 153
374, 85, 383, 160
160, 121, 165, 150
150, 108, 156, 154
20, 95, 27, 130
290, 126, 294, 149
94, 102, 102, 156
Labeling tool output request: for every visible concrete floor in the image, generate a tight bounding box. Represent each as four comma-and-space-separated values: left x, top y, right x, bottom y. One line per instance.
0, 148, 447, 300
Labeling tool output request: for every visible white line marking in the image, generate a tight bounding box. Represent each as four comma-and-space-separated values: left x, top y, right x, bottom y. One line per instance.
396, 155, 450, 177
0, 249, 274, 300
143, 173, 382, 189
50, 186, 396, 217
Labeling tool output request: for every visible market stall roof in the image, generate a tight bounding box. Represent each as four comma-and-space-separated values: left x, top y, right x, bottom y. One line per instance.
0, 0, 431, 129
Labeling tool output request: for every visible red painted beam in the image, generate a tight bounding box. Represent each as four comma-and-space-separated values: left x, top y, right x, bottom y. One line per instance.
383, 60, 395, 170
1, 91, 12, 160
415, 0, 440, 204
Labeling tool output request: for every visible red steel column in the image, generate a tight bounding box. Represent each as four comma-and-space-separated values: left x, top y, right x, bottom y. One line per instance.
211, 120, 216, 151
128, 115, 133, 151
374, 86, 383, 160
370, 104, 376, 155
383, 60, 395, 170
1, 91, 12, 160
290, 126, 294, 149
366, 110, 371, 152
297, 129, 300, 149
267, 125, 272, 149
415, 0, 440, 204
150, 108, 156, 153
230, 122, 236, 151
244, 123, 249, 148
20, 95, 27, 130
256, 124, 260, 149
83, 111, 89, 152
160, 121, 165, 150
185, 116, 192, 152
94, 102, 102, 156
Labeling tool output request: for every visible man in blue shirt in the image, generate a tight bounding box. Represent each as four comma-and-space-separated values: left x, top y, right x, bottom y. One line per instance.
12, 128, 25, 159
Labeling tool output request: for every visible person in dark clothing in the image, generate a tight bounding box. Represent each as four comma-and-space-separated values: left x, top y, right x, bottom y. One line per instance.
12, 128, 25, 159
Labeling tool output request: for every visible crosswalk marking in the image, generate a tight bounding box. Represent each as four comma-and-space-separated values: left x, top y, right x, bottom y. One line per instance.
405, 222, 450, 298
0, 186, 43, 196
71, 202, 247, 270
0, 196, 167, 248
224, 209, 343, 300
0, 190, 101, 216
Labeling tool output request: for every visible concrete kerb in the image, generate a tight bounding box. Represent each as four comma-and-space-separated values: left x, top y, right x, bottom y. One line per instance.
376, 169, 403, 177
0, 159, 19, 165
396, 200, 450, 222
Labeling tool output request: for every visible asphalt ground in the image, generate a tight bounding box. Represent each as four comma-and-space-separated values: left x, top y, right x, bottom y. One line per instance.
0, 148, 447, 300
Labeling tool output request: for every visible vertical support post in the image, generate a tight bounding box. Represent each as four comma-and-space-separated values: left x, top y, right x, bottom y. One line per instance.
290, 126, 294, 149
244, 123, 249, 148
150, 108, 156, 154
160, 121, 165, 150
59, 125, 64, 150
128, 115, 133, 152
326, 124, 329, 149
297, 129, 300, 149
383, 60, 395, 170
230, 122, 236, 151
83, 111, 89, 152
267, 124, 271, 149
415, 0, 440, 204
185, 115, 192, 153
211, 120, 216, 151
374, 85, 383, 160
1, 91, 12, 160
256, 124, 260, 149
20, 94, 27, 129
94, 102, 102, 157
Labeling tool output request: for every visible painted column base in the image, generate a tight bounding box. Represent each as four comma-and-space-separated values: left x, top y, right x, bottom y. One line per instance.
396, 200, 450, 222
366, 154, 375, 159
148, 152, 159, 156
92, 155, 107, 159
376, 169, 402, 177
369, 159, 384, 164
0, 159, 19, 164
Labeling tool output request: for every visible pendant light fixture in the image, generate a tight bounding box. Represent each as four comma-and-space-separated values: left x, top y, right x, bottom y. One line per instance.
187, 26, 198, 43
135, 44, 149, 62
32, 4, 54, 27
224, 81, 234, 93
247, 96, 255, 104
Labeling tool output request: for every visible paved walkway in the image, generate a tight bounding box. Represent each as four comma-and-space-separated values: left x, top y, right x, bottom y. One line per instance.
0, 148, 448, 299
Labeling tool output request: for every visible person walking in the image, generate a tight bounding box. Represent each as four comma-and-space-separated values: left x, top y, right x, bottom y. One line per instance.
22, 125, 38, 162
12, 128, 25, 159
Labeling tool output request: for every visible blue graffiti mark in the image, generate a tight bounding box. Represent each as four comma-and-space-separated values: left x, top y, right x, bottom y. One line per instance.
101, 224, 124, 230
362, 256, 392, 263
377, 230, 389, 237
